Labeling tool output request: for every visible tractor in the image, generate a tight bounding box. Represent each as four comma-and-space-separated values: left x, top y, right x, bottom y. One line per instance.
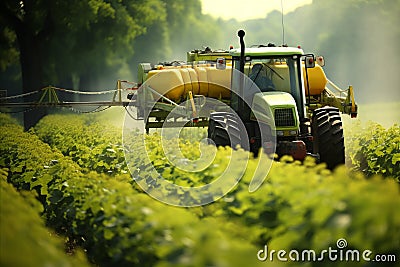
130, 30, 357, 169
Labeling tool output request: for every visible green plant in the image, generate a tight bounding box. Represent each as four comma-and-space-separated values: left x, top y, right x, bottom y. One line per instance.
34, 114, 129, 175
0, 171, 90, 267
1, 113, 399, 267
346, 121, 400, 179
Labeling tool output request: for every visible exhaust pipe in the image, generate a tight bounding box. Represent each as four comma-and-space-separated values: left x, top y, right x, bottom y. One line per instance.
238, 30, 246, 74
237, 30, 246, 115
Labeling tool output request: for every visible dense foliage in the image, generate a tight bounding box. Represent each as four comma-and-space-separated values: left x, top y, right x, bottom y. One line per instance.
1, 113, 399, 266
346, 121, 400, 179
35, 114, 128, 176
0, 0, 221, 92
0, 168, 90, 267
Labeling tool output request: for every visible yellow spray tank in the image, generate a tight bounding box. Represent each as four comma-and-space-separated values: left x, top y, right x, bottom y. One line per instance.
302, 64, 327, 96
144, 65, 231, 102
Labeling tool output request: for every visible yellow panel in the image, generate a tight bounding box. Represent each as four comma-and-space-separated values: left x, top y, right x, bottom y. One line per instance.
302, 65, 327, 95
147, 69, 184, 101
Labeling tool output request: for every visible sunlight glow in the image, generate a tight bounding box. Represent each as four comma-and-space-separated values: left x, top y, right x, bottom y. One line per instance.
201, 0, 312, 21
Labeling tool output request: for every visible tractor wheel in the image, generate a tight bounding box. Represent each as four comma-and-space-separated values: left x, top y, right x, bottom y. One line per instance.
312, 107, 345, 169
208, 112, 246, 149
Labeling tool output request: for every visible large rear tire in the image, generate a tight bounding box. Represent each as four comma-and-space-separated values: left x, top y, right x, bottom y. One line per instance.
312, 107, 345, 169
208, 112, 247, 149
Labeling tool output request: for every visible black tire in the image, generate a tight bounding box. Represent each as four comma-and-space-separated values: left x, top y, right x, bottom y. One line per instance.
312, 107, 345, 169
208, 112, 247, 149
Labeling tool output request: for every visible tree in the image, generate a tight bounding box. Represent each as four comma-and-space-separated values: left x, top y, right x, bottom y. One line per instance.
130, 0, 226, 76
0, 0, 54, 129
0, 0, 166, 129
163, 0, 223, 58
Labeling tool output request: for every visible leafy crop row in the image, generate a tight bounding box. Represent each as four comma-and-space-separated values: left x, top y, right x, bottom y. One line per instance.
345, 121, 400, 179
35, 113, 400, 182
0, 167, 90, 267
34, 114, 128, 175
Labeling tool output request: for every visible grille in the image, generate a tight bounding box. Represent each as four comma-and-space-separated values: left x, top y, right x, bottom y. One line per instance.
274, 108, 296, 127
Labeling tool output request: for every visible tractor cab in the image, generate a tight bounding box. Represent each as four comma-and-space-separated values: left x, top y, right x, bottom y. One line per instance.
229, 47, 307, 126
207, 31, 318, 160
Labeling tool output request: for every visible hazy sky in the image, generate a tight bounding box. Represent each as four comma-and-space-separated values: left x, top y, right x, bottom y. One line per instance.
201, 0, 312, 21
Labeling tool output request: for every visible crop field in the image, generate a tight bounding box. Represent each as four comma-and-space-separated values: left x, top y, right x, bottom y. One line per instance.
0, 109, 399, 267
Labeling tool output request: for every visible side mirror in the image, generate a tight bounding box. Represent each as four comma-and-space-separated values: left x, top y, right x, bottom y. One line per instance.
305, 55, 315, 68
216, 58, 226, 70
316, 56, 325, 67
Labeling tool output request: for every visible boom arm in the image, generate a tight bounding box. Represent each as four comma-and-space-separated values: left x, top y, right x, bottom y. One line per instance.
320, 79, 358, 118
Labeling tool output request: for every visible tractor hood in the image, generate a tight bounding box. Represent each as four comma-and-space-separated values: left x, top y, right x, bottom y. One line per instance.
251, 91, 300, 132
256, 91, 298, 107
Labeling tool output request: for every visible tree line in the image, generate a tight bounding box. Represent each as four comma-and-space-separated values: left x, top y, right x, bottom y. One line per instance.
1, 0, 399, 128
